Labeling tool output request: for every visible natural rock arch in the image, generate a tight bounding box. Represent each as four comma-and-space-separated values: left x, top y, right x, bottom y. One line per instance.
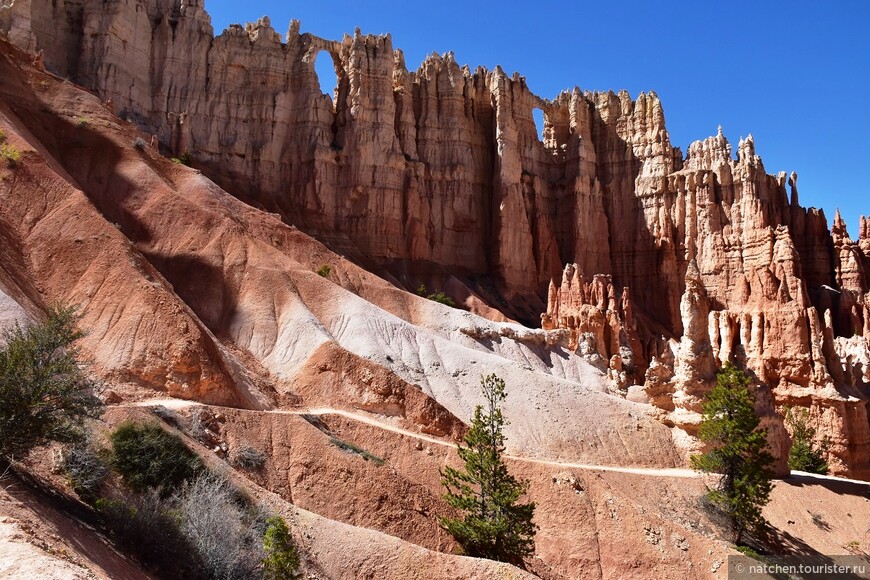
313, 49, 340, 109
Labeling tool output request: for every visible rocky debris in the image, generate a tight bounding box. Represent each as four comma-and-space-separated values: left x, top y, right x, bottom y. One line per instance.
551, 471, 584, 494
190, 407, 228, 456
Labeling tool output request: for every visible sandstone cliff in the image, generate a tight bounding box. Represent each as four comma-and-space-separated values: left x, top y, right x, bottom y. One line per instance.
3, 0, 869, 476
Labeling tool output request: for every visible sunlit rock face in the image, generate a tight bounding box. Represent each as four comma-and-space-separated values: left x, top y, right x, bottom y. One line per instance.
5, 0, 869, 477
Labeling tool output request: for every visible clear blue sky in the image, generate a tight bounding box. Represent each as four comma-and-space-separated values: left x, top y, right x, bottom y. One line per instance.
206, 1, 869, 237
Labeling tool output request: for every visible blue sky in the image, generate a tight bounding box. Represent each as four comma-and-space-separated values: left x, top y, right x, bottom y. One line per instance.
206, 1, 868, 237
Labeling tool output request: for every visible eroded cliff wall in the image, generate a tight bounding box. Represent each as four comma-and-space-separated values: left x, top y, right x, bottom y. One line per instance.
4, 0, 870, 476
1, 0, 668, 317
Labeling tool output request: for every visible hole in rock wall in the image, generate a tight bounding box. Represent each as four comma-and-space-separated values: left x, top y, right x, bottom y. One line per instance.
314, 51, 339, 105
532, 108, 545, 142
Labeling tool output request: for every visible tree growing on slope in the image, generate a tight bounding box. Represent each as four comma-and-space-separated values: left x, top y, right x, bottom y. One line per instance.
439, 373, 536, 565
0, 306, 102, 461
691, 364, 774, 544
784, 406, 830, 475
263, 515, 301, 579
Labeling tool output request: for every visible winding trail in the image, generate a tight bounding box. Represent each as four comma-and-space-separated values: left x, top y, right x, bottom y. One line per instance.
121, 398, 700, 478
120, 398, 870, 485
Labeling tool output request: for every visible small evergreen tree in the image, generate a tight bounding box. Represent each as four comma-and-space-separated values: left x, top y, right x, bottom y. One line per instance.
263, 516, 301, 579
439, 373, 536, 565
0, 306, 102, 460
691, 365, 775, 544
784, 406, 830, 474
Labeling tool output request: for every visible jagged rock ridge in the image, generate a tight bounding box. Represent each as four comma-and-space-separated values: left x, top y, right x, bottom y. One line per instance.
3, 0, 869, 476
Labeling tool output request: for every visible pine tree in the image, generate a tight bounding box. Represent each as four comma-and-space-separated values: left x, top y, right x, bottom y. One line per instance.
263, 516, 301, 580
691, 364, 774, 544
439, 373, 536, 565
0, 306, 102, 461
784, 406, 830, 475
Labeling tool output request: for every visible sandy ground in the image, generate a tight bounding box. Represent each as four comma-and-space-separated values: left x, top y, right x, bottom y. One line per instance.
0, 470, 152, 580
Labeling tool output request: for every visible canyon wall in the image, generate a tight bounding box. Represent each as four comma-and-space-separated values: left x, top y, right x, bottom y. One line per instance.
3, 0, 869, 476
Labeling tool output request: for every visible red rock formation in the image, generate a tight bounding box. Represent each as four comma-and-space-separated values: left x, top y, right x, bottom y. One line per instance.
543, 132, 870, 475
4, 1, 870, 477
541, 264, 644, 388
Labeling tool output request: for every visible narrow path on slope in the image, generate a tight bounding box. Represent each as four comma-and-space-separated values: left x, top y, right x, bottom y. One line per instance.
122, 399, 704, 477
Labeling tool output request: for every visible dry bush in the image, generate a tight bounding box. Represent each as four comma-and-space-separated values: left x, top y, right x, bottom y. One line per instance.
175, 472, 265, 579
61, 441, 109, 498
231, 446, 266, 470
97, 489, 200, 579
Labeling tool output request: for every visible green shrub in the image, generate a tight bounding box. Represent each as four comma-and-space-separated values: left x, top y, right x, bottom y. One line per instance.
426, 291, 456, 307
109, 421, 203, 494
734, 545, 764, 560
316, 264, 331, 278
0, 306, 102, 460
415, 284, 457, 308
1, 142, 21, 167
171, 150, 192, 166
263, 516, 301, 579
329, 437, 384, 465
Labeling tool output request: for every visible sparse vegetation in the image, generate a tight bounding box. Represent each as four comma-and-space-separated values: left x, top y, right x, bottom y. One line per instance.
61, 440, 109, 498
0, 306, 102, 461
439, 373, 537, 565
263, 515, 301, 580
734, 545, 764, 560
416, 284, 457, 308
691, 364, 774, 545
171, 150, 193, 166
329, 437, 385, 465
0, 129, 21, 167
175, 472, 266, 579
96, 490, 199, 579
316, 264, 331, 278
0, 309, 302, 578
150, 404, 182, 427
109, 421, 203, 494
98, 435, 288, 578
784, 405, 830, 474
232, 446, 266, 470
